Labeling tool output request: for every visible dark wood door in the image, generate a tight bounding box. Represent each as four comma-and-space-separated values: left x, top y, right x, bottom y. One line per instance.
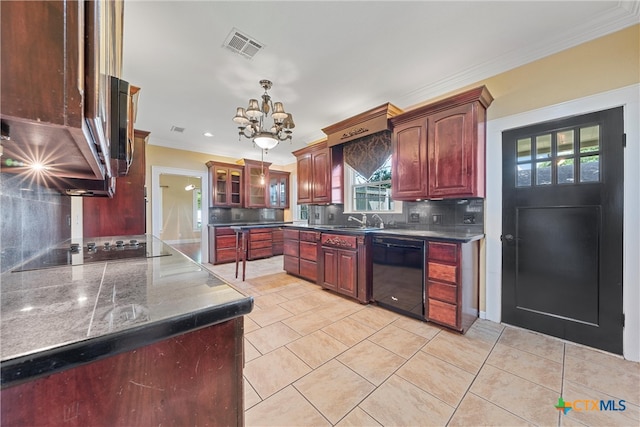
296, 153, 312, 203
392, 117, 428, 200
311, 149, 331, 203
502, 107, 624, 354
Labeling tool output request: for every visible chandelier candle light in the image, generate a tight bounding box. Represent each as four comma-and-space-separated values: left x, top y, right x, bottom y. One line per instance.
232, 79, 295, 151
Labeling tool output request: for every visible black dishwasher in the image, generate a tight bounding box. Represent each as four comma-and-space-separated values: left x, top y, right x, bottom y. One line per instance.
371, 236, 425, 320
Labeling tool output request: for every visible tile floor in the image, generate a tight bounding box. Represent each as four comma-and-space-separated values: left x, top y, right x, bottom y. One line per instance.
203, 256, 640, 427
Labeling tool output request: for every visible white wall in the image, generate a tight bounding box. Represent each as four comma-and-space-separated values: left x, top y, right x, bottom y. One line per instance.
484, 84, 639, 362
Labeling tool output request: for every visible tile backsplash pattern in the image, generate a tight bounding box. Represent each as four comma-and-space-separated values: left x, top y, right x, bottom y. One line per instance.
307, 199, 484, 234
1, 173, 71, 273
209, 207, 285, 225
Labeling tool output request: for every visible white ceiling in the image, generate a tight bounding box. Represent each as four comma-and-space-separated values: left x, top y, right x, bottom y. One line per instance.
122, 1, 639, 166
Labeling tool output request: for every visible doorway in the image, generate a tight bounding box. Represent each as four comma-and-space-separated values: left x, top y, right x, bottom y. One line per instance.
501, 107, 624, 354
151, 166, 209, 263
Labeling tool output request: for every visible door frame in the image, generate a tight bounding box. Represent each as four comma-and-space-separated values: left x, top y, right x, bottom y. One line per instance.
151, 166, 209, 263
484, 84, 639, 362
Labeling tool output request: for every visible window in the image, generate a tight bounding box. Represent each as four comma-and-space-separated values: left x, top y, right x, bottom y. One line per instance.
344, 156, 402, 213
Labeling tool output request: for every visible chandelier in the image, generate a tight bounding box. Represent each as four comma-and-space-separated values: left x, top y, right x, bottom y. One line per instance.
232, 79, 295, 151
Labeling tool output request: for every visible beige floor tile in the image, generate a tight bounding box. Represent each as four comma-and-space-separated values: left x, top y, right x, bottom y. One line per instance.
561, 379, 639, 427
287, 330, 349, 369
274, 282, 318, 300
245, 385, 330, 427
337, 340, 406, 386
244, 377, 262, 410
464, 319, 504, 346
315, 298, 367, 321
359, 375, 455, 426
487, 342, 563, 392
449, 392, 534, 426
244, 346, 311, 399
368, 324, 429, 359
348, 305, 400, 330
391, 316, 442, 340
498, 326, 564, 362
470, 364, 560, 426
294, 359, 375, 424
244, 316, 260, 333
278, 290, 337, 315
246, 322, 301, 354
244, 338, 261, 361
253, 292, 289, 308
396, 351, 474, 407
282, 310, 336, 335
335, 407, 382, 427
422, 330, 492, 374
247, 304, 294, 327
564, 353, 640, 405
565, 343, 640, 379
322, 316, 377, 347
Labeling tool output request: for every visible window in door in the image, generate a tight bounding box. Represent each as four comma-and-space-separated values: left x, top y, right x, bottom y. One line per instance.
516, 124, 600, 187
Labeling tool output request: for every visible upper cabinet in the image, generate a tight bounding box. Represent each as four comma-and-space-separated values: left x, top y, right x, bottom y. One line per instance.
0, 0, 124, 180
293, 141, 340, 205
391, 86, 493, 200
242, 159, 272, 208
269, 170, 290, 209
206, 161, 243, 208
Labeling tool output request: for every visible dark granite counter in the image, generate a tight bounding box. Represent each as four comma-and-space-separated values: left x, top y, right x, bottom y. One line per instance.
284, 224, 484, 243
209, 221, 292, 228
0, 235, 253, 388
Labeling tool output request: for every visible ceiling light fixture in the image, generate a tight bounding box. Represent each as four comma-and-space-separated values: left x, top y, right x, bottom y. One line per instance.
232, 79, 294, 151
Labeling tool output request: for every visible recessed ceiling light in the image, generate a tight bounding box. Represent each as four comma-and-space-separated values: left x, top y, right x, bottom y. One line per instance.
203, 132, 214, 137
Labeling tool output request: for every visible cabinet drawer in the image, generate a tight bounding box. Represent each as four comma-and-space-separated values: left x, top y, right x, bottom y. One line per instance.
272, 229, 284, 242
250, 240, 272, 249
428, 262, 457, 283
428, 298, 458, 328
250, 230, 272, 241
215, 248, 237, 264
299, 259, 317, 281
215, 227, 235, 236
300, 231, 319, 242
283, 240, 299, 256
428, 242, 458, 263
272, 242, 283, 255
428, 281, 457, 304
283, 229, 299, 240
300, 241, 318, 261
216, 235, 237, 249
249, 247, 273, 259
284, 255, 299, 274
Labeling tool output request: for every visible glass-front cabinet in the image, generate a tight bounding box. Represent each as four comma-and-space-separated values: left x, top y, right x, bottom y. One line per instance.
206, 161, 243, 207
242, 159, 272, 208
269, 171, 290, 209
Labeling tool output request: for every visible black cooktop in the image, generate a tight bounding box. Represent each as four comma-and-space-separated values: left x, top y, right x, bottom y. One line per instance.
13, 239, 172, 272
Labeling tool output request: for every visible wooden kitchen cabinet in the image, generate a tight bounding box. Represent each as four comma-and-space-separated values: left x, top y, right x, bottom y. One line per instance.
283, 229, 320, 282
209, 226, 237, 264
293, 141, 343, 204
320, 234, 358, 299
391, 86, 493, 200
426, 240, 479, 332
272, 228, 284, 255
83, 129, 147, 237
247, 228, 273, 260
242, 159, 271, 208
206, 162, 243, 208
283, 229, 300, 275
1, 0, 124, 180
269, 171, 290, 209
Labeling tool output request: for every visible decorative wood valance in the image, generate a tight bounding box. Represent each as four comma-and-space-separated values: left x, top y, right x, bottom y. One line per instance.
322, 102, 403, 147
343, 131, 392, 180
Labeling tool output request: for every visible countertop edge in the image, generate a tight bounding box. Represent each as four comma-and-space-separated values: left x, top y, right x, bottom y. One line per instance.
0, 296, 253, 389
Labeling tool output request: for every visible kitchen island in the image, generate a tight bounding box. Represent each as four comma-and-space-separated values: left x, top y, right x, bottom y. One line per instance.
0, 235, 253, 426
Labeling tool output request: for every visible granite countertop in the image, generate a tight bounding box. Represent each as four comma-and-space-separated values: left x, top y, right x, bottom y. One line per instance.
0, 235, 253, 387
209, 221, 292, 228
283, 224, 484, 243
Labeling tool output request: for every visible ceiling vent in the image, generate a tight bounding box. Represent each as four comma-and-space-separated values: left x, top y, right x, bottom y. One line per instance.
223, 28, 264, 59
170, 125, 185, 133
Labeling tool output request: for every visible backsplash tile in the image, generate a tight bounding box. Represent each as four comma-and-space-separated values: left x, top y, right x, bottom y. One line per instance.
1, 173, 71, 273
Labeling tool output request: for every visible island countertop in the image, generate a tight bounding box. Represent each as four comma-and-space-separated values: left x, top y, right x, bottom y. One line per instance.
0, 235, 253, 388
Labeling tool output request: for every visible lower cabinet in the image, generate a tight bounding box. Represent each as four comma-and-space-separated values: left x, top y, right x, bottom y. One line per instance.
209, 226, 237, 265
283, 229, 320, 282
425, 240, 479, 332
272, 228, 284, 255
247, 229, 272, 260
319, 233, 360, 300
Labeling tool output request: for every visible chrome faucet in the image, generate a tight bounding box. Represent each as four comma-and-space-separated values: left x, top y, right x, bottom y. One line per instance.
348, 214, 367, 228
372, 213, 385, 229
